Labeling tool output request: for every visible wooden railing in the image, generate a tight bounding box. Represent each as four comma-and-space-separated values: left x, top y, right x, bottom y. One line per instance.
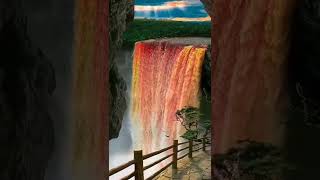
108, 136, 211, 180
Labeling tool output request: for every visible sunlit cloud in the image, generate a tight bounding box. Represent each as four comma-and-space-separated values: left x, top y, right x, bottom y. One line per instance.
135, 1, 189, 12
170, 16, 211, 22
134, 16, 211, 22
134, 0, 209, 21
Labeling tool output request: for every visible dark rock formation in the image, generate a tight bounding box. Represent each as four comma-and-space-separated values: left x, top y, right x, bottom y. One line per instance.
202, 44, 211, 101
109, 0, 134, 139
109, 65, 127, 139
289, 0, 320, 123
286, 1, 320, 179
0, 16, 55, 180
197, 0, 213, 101
20, 1, 74, 179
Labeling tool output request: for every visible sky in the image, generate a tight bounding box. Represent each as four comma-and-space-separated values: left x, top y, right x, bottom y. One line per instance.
134, 0, 210, 21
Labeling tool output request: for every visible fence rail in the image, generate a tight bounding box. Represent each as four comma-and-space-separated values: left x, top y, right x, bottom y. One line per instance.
108, 136, 211, 180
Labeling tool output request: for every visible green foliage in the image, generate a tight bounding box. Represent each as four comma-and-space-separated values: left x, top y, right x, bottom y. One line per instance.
176, 106, 201, 124
123, 19, 211, 47
176, 106, 211, 140
199, 116, 211, 130
181, 130, 198, 140
213, 140, 294, 180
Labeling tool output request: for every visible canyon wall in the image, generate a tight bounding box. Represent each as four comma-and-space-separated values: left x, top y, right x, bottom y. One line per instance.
1, 0, 112, 179
0, 1, 61, 179
212, 0, 297, 153
21, 1, 75, 179
286, 1, 320, 178
0, 1, 210, 180
109, 0, 134, 139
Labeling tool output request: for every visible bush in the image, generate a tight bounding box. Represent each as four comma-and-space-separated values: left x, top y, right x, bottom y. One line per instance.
176, 106, 211, 140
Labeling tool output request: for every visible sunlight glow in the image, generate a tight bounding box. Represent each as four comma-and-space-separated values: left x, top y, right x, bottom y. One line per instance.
135, 1, 189, 12
170, 16, 211, 22
134, 0, 209, 21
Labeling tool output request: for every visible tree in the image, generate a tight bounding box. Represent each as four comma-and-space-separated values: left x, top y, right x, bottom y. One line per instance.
175, 106, 211, 140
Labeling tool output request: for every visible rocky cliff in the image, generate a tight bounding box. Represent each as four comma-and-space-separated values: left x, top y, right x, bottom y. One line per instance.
286, 1, 320, 178
109, 0, 134, 139
202, 44, 211, 101
0, 14, 55, 180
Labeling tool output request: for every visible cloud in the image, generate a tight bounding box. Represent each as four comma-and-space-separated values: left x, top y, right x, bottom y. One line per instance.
134, 0, 208, 20
134, 16, 211, 22
135, 1, 189, 12
170, 16, 211, 22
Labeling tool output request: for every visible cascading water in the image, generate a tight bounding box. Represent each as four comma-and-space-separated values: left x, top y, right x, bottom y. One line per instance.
109, 49, 135, 180
131, 39, 207, 154
109, 38, 209, 179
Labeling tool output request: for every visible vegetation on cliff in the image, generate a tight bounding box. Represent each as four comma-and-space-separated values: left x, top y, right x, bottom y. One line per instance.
123, 19, 211, 47
176, 106, 211, 140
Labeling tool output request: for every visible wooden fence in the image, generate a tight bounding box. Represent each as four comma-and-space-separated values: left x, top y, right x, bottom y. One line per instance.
108, 137, 211, 180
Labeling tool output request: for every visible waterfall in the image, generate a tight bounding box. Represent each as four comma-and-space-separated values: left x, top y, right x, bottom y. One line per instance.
131, 40, 207, 154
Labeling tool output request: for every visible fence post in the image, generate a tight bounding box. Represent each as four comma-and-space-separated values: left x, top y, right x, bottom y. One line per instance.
202, 137, 206, 151
134, 150, 144, 180
188, 140, 193, 158
172, 140, 178, 169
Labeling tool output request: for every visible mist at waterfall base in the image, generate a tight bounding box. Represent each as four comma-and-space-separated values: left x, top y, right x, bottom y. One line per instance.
109, 50, 136, 180
109, 41, 207, 179
108, 50, 163, 179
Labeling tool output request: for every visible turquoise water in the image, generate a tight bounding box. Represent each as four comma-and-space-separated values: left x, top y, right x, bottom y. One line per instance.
135, 0, 209, 19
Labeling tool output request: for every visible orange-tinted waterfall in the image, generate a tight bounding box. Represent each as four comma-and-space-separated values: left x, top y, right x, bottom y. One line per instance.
131, 40, 207, 153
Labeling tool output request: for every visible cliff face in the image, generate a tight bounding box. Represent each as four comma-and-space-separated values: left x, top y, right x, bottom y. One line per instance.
0, 16, 55, 180
21, 1, 75, 179
202, 45, 211, 101
0, 0, 134, 179
212, 0, 296, 153
109, 0, 134, 139
286, 1, 320, 178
